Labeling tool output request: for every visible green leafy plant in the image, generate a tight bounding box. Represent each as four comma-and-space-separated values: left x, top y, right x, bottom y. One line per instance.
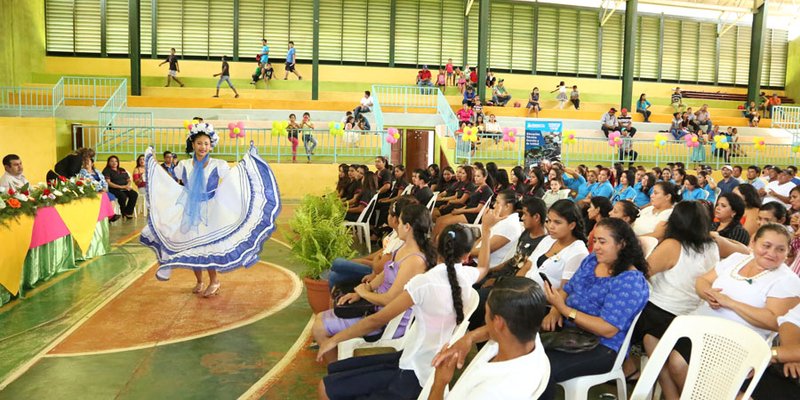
287, 192, 357, 280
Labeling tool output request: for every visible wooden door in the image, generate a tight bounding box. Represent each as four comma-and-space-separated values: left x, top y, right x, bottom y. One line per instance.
405, 129, 430, 178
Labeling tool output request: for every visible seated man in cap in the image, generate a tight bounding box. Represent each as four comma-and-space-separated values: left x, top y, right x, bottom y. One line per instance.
761, 167, 795, 206
0, 154, 29, 191
717, 165, 740, 195
600, 108, 618, 138
491, 79, 512, 107
416, 65, 433, 87
617, 108, 637, 137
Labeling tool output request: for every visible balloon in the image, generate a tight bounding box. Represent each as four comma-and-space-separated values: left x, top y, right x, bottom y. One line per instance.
393, 132, 400, 139
385, 134, 397, 144
228, 122, 235, 130
328, 121, 335, 130
335, 122, 342, 130
233, 127, 240, 134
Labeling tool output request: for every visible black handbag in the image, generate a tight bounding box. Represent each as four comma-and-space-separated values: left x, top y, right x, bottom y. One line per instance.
331, 282, 376, 319
540, 327, 600, 353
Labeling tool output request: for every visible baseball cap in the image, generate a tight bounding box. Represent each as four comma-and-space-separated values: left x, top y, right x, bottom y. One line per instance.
609, 108, 617, 113
498, 78, 505, 82
721, 165, 733, 171
422, 65, 428, 69
621, 108, 628, 113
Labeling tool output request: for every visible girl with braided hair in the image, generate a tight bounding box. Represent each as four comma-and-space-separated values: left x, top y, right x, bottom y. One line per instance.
316, 223, 486, 400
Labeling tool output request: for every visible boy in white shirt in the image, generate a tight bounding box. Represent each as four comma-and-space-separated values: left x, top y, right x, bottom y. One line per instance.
430, 276, 550, 400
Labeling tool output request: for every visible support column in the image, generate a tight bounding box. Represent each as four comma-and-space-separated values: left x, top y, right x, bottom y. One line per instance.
747, 0, 768, 106
389, 0, 397, 67
312, 0, 320, 100
129, 0, 141, 96
476, 0, 489, 102
620, 0, 637, 112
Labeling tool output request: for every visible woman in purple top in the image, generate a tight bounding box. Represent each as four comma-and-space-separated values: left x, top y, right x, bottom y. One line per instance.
313, 204, 435, 363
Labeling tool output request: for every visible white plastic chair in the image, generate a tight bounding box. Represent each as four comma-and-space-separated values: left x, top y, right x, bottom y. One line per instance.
338, 309, 416, 360
463, 195, 494, 231
426, 191, 440, 216
344, 193, 379, 253
557, 311, 643, 400
714, 187, 721, 202
401, 184, 413, 196
630, 315, 772, 400
416, 288, 480, 400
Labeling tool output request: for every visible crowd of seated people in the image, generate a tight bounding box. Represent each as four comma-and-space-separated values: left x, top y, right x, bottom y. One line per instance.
326, 156, 800, 400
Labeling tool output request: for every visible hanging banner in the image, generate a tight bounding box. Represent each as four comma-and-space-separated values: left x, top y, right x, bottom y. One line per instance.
524, 120, 563, 169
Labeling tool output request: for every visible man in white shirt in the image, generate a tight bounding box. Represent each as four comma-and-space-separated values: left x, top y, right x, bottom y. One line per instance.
600, 108, 618, 138
762, 168, 796, 207
429, 277, 549, 400
732, 165, 745, 183
745, 165, 766, 190
353, 90, 373, 119
0, 154, 29, 191
694, 104, 712, 133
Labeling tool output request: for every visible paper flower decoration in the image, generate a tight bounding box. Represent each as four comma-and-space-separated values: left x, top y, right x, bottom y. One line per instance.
607, 131, 623, 147
462, 127, 479, 142
385, 128, 400, 144
684, 134, 700, 148
653, 133, 668, 149
228, 121, 246, 138
328, 121, 345, 136
502, 127, 517, 143
563, 130, 577, 145
753, 136, 766, 151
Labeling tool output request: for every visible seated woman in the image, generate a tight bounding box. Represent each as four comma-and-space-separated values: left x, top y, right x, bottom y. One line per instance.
341, 164, 362, 208
316, 223, 487, 400
541, 177, 569, 208
733, 183, 762, 236
509, 166, 529, 198
433, 167, 492, 239
410, 169, 434, 206
374, 164, 407, 227
751, 302, 800, 400
633, 181, 679, 237
328, 196, 418, 290
335, 164, 350, 199
434, 165, 474, 219
662, 224, 800, 397
713, 192, 751, 246
313, 204, 434, 363
628, 202, 719, 395
429, 277, 550, 400
523, 167, 546, 199
577, 168, 613, 209
611, 170, 637, 204
518, 199, 589, 289
633, 172, 656, 209
539, 218, 650, 400
572, 169, 597, 204
103, 155, 139, 220
345, 167, 377, 222
610, 199, 639, 226
586, 197, 613, 252
79, 157, 109, 193
468, 190, 525, 270
697, 170, 717, 205
681, 175, 708, 201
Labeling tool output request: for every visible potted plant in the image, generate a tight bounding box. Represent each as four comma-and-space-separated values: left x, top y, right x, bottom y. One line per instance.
287, 192, 356, 313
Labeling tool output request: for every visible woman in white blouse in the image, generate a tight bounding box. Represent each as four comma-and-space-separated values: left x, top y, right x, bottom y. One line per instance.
518, 199, 589, 289
662, 224, 800, 397
632, 181, 679, 237
468, 190, 524, 269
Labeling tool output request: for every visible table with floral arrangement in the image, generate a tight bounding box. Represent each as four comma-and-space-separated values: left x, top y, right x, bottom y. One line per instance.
0, 176, 115, 306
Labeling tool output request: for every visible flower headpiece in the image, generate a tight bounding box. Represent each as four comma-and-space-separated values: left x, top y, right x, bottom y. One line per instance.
187, 122, 219, 148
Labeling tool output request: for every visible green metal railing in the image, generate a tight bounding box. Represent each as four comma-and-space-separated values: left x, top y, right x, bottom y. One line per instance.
0, 76, 127, 118
371, 84, 458, 135
75, 125, 388, 164
454, 134, 800, 168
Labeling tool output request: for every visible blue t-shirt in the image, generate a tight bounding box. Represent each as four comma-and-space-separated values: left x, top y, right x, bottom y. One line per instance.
682, 187, 708, 201
464, 90, 476, 102
704, 184, 716, 204
590, 181, 613, 199
564, 254, 649, 352
286, 47, 296, 63
636, 99, 651, 110
717, 177, 739, 194
261, 45, 270, 63
633, 187, 651, 208
611, 185, 637, 204
573, 182, 596, 202
563, 173, 586, 192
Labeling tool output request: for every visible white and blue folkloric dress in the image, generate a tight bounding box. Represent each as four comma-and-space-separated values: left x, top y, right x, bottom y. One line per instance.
140, 138, 281, 281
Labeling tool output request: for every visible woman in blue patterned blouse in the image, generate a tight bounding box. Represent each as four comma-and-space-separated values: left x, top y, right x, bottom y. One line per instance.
540, 218, 650, 400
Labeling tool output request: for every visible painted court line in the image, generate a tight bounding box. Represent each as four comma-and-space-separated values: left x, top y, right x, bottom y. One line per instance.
44, 262, 303, 358
0, 261, 155, 391
238, 316, 315, 400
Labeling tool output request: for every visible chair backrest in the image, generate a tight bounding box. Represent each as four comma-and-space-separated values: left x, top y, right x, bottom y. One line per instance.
630, 315, 772, 400
714, 187, 721, 201
473, 195, 494, 225
426, 191, 439, 214
355, 193, 380, 223
611, 310, 642, 371
401, 184, 413, 196
703, 189, 711, 200
378, 308, 415, 341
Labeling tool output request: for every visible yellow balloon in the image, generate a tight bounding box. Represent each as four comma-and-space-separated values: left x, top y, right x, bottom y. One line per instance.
233, 127, 240, 134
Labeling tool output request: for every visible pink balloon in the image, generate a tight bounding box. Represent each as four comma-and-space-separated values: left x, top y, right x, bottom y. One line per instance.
509, 135, 516, 143
228, 122, 235, 130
